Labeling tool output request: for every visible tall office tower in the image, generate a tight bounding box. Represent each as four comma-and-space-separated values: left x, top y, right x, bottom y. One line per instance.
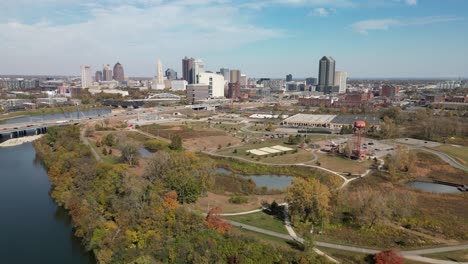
182, 57, 194, 84
220, 68, 230, 81
103, 64, 113, 81
334, 71, 347, 93
165, 68, 177, 80
230, 69, 241, 83
95, 71, 103, 82
286, 74, 293, 82
192, 59, 205, 84
318, 56, 336, 92
156, 59, 164, 84
113, 62, 125, 82
80, 65, 92, 88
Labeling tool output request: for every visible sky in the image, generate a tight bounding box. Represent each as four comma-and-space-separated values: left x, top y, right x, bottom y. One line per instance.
0, 0, 467, 78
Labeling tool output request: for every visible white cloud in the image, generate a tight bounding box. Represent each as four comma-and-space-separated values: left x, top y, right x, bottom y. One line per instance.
0, 1, 283, 75
311, 7, 330, 17
350, 16, 462, 35
405, 0, 417, 6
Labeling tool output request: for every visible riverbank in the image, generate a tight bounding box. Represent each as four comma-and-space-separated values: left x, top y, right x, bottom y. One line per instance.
0, 135, 44, 147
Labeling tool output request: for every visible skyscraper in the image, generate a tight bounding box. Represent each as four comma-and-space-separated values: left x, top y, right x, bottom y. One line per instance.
334, 71, 347, 93
230, 69, 241, 83
286, 74, 293, 82
113, 62, 125, 82
95, 71, 103, 82
103, 64, 113, 81
156, 59, 164, 84
165, 68, 177, 80
192, 59, 205, 84
318, 56, 335, 90
80, 65, 92, 88
220, 68, 230, 81
182, 57, 194, 84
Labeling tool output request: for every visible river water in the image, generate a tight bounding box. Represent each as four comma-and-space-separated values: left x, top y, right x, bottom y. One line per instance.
0, 108, 111, 125
0, 143, 94, 263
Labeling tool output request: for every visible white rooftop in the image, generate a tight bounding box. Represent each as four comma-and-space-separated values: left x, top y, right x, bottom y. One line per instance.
283, 114, 336, 124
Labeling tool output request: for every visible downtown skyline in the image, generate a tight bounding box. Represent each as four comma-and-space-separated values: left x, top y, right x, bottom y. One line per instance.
1, 0, 467, 78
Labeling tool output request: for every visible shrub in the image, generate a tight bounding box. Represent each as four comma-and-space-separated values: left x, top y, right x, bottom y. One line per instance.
229, 195, 249, 204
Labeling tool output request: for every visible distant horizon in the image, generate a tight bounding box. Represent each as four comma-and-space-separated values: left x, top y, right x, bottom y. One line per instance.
1, 74, 467, 81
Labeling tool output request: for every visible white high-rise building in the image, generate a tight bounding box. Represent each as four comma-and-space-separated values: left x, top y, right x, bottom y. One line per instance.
102, 64, 112, 81
334, 71, 347, 93
240, 74, 248, 86
192, 59, 205, 84
80, 65, 92, 88
197, 72, 226, 98
152, 59, 165, 89
156, 59, 164, 84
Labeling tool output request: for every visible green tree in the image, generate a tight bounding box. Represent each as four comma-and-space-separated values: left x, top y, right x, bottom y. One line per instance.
286, 177, 331, 226
169, 135, 183, 150
103, 133, 115, 147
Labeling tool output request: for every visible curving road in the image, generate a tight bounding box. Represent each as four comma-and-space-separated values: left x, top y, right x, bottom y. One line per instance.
228, 220, 468, 264
416, 147, 468, 172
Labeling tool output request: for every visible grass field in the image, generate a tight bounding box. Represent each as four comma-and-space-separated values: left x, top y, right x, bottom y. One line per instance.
431, 144, 468, 165
225, 211, 288, 234
315, 153, 372, 175
231, 227, 294, 249
423, 249, 468, 262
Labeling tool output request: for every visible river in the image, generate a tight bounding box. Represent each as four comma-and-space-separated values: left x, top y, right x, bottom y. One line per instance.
0, 108, 112, 125
0, 143, 94, 263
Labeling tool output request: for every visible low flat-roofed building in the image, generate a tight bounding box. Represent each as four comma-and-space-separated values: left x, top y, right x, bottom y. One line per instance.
281, 114, 336, 128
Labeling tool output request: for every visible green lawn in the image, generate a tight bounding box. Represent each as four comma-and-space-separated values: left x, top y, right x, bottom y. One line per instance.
232, 227, 293, 249
225, 211, 288, 234
432, 145, 468, 165
316, 153, 373, 175
423, 249, 468, 262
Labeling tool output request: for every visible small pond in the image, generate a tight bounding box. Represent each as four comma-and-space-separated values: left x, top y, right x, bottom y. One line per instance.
216, 168, 293, 190
139, 148, 153, 158
407, 181, 462, 194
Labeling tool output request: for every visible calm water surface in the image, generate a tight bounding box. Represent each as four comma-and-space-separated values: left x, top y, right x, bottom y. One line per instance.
0, 143, 94, 263
0, 108, 111, 125
216, 168, 293, 190
407, 181, 461, 194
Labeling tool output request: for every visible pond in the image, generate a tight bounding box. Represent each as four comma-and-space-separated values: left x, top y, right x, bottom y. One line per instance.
216, 168, 293, 190
407, 181, 462, 194
139, 147, 153, 158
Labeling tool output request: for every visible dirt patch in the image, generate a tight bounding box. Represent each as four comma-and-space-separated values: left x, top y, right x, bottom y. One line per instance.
193, 192, 285, 213
184, 136, 241, 151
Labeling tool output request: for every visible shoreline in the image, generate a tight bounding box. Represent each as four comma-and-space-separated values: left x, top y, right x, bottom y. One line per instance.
0, 134, 44, 147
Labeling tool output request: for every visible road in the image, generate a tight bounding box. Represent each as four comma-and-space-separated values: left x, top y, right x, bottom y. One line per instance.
228, 220, 468, 264
79, 128, 102, 162
416, 147, 468, 172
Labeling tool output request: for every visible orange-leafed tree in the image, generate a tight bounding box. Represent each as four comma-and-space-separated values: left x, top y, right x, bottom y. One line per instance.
163, 191, 179, 210
373, 250, 404, 264
206, 207, 231, 234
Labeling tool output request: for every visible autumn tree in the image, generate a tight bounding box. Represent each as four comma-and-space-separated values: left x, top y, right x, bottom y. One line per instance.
286, 177, 331, 226
205, 207, 231, 234
169, 134, 183, 150
119, 140, 141, 167
373, 250, 404, 264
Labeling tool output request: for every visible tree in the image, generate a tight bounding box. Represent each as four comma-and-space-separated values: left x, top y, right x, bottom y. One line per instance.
119, 140, 141, 166
169, 135, 183, 150
144, 151, 171, 183
205, 207, 231, 234
102, 147, 108, 156
379, 116, 398, 139
286, 178, 331, 226
103, 133, 115, 147
373, 250, 404, 264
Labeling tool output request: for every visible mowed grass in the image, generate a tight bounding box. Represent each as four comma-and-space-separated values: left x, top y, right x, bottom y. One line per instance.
423, 249, 468, 262
431, 144, 468, 165
316, 153, 372, 175
225, 211, 288, 234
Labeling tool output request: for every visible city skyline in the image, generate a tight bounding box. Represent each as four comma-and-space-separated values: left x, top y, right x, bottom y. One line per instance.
0, 0, 467, 78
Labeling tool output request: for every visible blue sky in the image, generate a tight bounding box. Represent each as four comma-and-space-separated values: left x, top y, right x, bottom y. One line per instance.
0, 0, 467, 78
